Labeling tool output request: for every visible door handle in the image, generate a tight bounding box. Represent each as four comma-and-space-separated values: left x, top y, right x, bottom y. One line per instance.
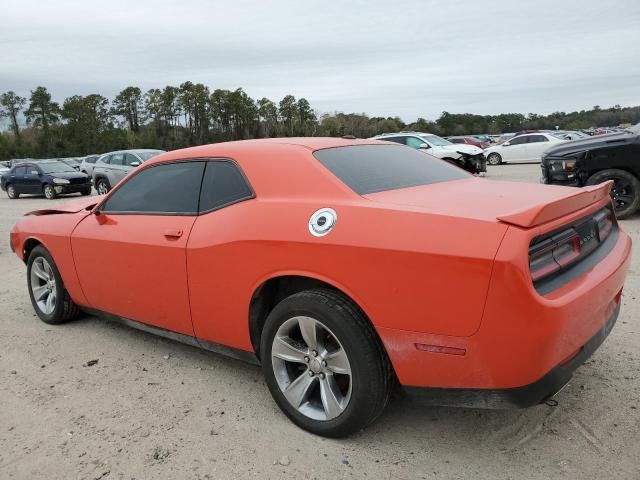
164, 229, 183, 239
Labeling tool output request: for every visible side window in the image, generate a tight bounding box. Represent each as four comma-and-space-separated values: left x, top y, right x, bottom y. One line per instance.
87, 156, 98, 164
124, 153, 141, 166
509, 136, 528, 146
199, 161, 254, 213
110, 153, 124, 166
450, 138, 463, 144
13, 166, 27, 175
528, 135, 549, 143
101, 162, 206, 214
380, 136, 406, 145
406, 137, 426, 149
100, 155, 112, 164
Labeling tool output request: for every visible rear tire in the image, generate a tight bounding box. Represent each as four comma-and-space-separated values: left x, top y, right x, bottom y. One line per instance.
43, 184, 56, 199
586, 169, 640, 219
487, 153, 502, 165
260, 289, 393, 438
95, 178, 110, 195
6, 184, 19, 199
27, 245, 80, 324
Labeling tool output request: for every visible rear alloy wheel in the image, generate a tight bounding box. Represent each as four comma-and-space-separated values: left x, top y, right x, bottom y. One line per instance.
96, 179, 110, 195
7, 184, 19, 199
43, 184, 56, 199
586, 169, 640, 219
27, 246, 80, 324
261, 289, 393, 437
487, 153, 502, 165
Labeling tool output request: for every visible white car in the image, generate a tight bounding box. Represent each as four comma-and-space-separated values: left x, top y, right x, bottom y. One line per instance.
484, 133, 564, 165
370, 132, 483, 162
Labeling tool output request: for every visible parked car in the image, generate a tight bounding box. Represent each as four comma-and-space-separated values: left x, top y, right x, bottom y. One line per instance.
92, 149, 165, 194
371, 132, 486, 173
553, 131, 590, 141
447, 136, 489, 149
484, 133, 564, 165
79, 154, 100, 177
60, 158, 82, 171
541, 132, 640, 218
1, 160, 91, 199
9, 138, 630, 437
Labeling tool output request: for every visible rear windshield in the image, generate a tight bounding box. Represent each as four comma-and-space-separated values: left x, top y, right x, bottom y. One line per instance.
314, 144, 469, 195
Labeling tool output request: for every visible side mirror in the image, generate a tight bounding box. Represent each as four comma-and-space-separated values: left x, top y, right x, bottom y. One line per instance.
130, 161, 141, 167
418, 143, 431, 149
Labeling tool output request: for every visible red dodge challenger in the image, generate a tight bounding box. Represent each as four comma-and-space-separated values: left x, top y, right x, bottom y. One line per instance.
9, 138, 631, 437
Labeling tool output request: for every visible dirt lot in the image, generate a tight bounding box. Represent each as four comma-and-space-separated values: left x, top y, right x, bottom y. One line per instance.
1, 164, 639, 480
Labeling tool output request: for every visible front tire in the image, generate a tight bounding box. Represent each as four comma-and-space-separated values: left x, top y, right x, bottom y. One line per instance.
6, 184, 19, 199
27, 246, 80, 324
43, 184, 56, 199
95, 178, 110, 195
586, 169, 640, 219
487, 152, 502, 165
260, 289, 393, 437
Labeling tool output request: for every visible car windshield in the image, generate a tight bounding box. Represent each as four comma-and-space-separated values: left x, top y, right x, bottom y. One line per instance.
419, 134, 452, 146
39, 162, 76, 173
314, 144, 469, 195
136, 150, 165, 161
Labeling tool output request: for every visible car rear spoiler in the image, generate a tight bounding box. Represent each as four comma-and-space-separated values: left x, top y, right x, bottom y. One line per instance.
496, 181, 613, 228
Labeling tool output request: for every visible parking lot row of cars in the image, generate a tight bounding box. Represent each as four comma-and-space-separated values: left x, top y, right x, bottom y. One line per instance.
0, 149, 165, 199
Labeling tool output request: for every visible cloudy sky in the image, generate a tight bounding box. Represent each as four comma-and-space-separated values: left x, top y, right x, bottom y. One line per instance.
1, 0, 639, 121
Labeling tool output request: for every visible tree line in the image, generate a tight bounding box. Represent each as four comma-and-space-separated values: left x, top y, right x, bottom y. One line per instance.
1, 84, 639, 160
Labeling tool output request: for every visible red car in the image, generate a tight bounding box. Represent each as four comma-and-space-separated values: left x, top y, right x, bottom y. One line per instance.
447, 136, 489, 149
10, 138, 631, 437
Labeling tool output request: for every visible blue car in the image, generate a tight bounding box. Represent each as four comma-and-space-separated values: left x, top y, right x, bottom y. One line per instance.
1, 160, 92, 199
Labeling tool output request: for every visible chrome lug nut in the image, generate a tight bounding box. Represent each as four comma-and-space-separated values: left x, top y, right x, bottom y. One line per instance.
322, 360, 327, 367
320, 373, 326, 379
308, 371, 314, 377
304, 356, 310, 363
312, 350, 318, 357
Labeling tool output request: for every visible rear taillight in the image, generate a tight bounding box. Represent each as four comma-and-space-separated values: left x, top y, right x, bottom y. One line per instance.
594, 209, 613, 241
529, 207, 614, 284
529, 230, 580, 281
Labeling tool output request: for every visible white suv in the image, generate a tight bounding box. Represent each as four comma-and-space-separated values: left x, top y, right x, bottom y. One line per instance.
370, 132, 485, 173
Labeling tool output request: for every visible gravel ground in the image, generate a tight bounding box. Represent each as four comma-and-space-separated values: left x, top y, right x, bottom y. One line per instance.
1, 164, 639, 479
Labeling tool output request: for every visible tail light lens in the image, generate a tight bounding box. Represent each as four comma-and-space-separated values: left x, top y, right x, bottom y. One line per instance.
529, 207, 614, 284
529, 230, 580, 281
594, 210, 613, 241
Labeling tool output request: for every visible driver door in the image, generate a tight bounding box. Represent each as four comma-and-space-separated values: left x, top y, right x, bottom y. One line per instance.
71, 161, 206, 335
501, 136, 529, 162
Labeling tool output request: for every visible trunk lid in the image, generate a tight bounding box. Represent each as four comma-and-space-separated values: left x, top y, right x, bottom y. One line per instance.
363, 178, 612, 228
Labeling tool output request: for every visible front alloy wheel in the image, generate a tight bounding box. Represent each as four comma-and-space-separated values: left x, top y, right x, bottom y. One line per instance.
271, 316, 352, 421
30, 257, 57, 315
27, 246, 80, 324
43, 184, 56, 199
7, 185, 19, 199
487, 153, 502, 165
96, 179, 109, 195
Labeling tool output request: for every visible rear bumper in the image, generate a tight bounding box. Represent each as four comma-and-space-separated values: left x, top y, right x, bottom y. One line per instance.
404, 300, 620, 408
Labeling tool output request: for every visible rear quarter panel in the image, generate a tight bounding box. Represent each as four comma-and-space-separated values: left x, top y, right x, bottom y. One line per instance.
186, 197, 508, 351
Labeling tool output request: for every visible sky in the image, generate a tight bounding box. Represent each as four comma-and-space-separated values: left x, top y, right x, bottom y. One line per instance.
1, 0, 639, 122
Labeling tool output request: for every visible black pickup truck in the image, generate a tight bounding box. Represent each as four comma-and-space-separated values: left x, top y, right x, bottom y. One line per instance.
541, 131, 640, 218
